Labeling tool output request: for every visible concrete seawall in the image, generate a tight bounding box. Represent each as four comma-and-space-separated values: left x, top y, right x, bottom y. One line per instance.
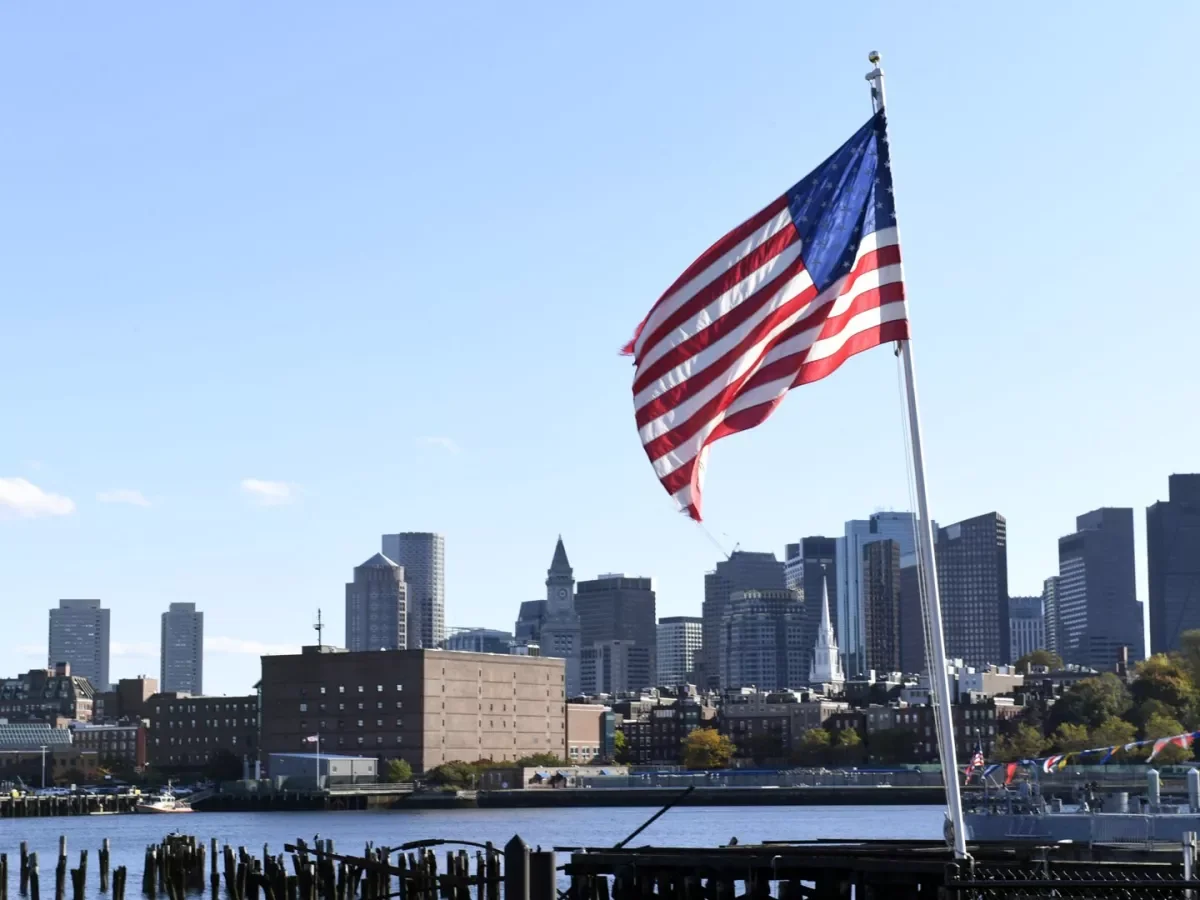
476, 785, 947, 807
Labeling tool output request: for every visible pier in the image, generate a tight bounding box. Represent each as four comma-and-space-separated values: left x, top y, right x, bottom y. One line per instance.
0, 794, 139, 818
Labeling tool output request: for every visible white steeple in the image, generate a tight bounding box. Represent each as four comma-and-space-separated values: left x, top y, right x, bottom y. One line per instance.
809, 570, 844, 686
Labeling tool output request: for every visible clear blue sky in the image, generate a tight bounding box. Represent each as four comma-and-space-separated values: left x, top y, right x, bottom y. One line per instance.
2, 4, 1196, 695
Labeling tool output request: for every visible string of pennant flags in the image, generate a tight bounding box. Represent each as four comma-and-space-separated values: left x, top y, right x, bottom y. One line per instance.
966, 729, 1200, 785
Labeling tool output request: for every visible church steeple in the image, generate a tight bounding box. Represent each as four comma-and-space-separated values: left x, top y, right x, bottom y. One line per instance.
809, 570, 844, 686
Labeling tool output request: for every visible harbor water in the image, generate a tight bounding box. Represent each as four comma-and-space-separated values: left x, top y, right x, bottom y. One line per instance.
0, 805, 942, 899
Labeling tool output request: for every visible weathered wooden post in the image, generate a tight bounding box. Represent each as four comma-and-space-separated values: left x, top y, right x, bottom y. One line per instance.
527, 851, 554, 900
100, 839, 111, 893
1, 851, 9, 900
20, 843, 29, 895
503, 838, 528, 900
28, 853, 39, 900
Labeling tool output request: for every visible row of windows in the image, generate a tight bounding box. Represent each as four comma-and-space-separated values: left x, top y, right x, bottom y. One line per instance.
153, 719, 254, 729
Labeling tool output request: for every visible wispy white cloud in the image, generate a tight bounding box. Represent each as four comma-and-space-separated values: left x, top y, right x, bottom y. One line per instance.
418, 436, 462, 455
0, 478, 75, 518
97, 488, 151, 508
206, 636, 299, 656
240, 478, 297, 506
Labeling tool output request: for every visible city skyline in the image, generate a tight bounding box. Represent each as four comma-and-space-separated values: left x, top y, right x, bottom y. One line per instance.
2, 7, 1195, 696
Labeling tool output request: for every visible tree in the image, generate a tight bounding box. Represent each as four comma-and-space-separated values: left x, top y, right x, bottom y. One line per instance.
613, 729, 630, 764
1132, 655, 1198, 728
1014, 650, 1063, 674
1143, 712, 1192, 764
1178, 630, 1200, 688
681, 728, 735, 770
385, 759, 413, 783
1049, 723, 1091, 753
424, 761, 479, 788
1047, 673, 1132, 732
792, 728, 832, 766
514, 753, 569, 768
1090, 716, 1136, 753
831, 727, 864, 765
992, 724, 1045, 762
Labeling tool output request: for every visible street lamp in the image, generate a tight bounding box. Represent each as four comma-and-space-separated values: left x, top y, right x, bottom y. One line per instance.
39, 745, 48, 789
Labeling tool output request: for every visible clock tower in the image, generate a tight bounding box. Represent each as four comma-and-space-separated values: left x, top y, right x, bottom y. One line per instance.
546, 535, 575, 614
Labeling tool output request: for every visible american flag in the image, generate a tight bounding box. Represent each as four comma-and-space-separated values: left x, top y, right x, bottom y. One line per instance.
624, 112, 907, 520
968, 746, 985, 771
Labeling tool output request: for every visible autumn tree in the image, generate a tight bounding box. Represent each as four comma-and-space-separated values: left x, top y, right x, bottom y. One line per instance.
613, 729, 630, 764
992, 724, 1045, 762
1049, 723, 1091, 753
1047, 673, 1132, 732
1131, 655, 1198, 729
1142, 712, 1192, 764
681, 728, 735, 770
1090, 716, 1136, 752
385, 759, 413, 782
831, 727, 864, 765
793, 728, 832, 766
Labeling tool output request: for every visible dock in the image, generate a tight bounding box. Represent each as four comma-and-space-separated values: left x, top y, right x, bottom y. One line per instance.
0, 793, 139, 818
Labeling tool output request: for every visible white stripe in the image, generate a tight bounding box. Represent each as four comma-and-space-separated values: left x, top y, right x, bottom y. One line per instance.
634, 207, 795, 360
633, 266, 816, 427
635, 239, 805, 375
827, 264, 902, 317
649, 302, 907, 480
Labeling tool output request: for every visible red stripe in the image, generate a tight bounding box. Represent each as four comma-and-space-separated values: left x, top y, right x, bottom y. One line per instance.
633, 251, 809, 396
737, 281, 905, 394
623, 195, 789, 357
651, 318, 907, 503
635, 280, 819, 428
633, 224, 801, 367
637, 253, 902, 427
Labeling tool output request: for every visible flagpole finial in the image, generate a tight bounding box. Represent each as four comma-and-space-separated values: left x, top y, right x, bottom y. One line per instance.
868, 50, 881, 64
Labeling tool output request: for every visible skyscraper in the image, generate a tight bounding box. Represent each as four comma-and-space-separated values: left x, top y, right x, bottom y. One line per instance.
720, 589, 806, 691
656, 616, 702, 687
837, 512, 916, 677
345, 553, 407, 652
784, 537, 839, 679
380, 533, 445, 650
1147, 474, 1200, 655
48, 599, 110, 691
160, 602, 204, 694
1042, 576, 1061, 656
576, 574, 657, 685
936, 512, 1009, 667
862, 539, 901, 674
700, 551, 786, 690
539, 537, 582, 695
1008, 596, 1046, 662
898, 556, 925, 674
579, 641, 654, 695
1058, 508, 1144, 669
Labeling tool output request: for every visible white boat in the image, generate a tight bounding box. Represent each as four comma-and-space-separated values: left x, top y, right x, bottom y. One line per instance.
135, 784, 193, 814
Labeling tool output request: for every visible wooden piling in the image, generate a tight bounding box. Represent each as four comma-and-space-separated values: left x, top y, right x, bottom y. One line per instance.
29, 852, 39, 900
101, 839, 111, 893
1, 852, 8, 900
20, 844, 29, 896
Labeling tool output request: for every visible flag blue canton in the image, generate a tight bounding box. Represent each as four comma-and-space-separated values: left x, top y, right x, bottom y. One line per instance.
786, 111, 895, 293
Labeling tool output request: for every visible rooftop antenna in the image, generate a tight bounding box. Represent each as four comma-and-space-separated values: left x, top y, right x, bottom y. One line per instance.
313, 609, 324, 651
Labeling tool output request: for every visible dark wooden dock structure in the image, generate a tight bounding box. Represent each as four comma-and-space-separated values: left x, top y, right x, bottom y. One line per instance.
0, 793, 139, 818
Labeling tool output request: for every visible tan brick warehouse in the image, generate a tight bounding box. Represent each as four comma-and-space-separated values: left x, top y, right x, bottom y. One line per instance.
259, 647, 566, 773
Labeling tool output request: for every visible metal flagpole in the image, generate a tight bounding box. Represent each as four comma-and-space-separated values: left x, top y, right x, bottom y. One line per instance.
865, 50, 969, 860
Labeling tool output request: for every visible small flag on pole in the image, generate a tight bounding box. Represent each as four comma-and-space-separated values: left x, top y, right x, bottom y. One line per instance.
963, 744, 985, 783
624, 112, 906, 520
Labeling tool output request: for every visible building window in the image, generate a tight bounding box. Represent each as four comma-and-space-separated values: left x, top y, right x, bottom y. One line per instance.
339, 686, 345, 694
299, 703, 308, 712
357, 720, 363, 728
396, 684, 403, 692
376, 719, 382, 727
320, 687, 326, 695
358, 686, 364, 693
377, 685, 383, 692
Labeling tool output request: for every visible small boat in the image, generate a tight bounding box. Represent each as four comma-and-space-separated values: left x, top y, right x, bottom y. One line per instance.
135, 783, 193, 815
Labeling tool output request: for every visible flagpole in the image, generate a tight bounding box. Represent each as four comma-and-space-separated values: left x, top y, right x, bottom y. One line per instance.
865, 50, 969, 860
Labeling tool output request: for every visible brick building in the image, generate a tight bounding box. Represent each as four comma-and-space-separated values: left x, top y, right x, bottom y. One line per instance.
145, 692, 259, 773
0, 666, 95, 723
69, 722, 147, 772
619, 695, 715, 765
719, 691, 848, 759
259, 647, 566, 774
